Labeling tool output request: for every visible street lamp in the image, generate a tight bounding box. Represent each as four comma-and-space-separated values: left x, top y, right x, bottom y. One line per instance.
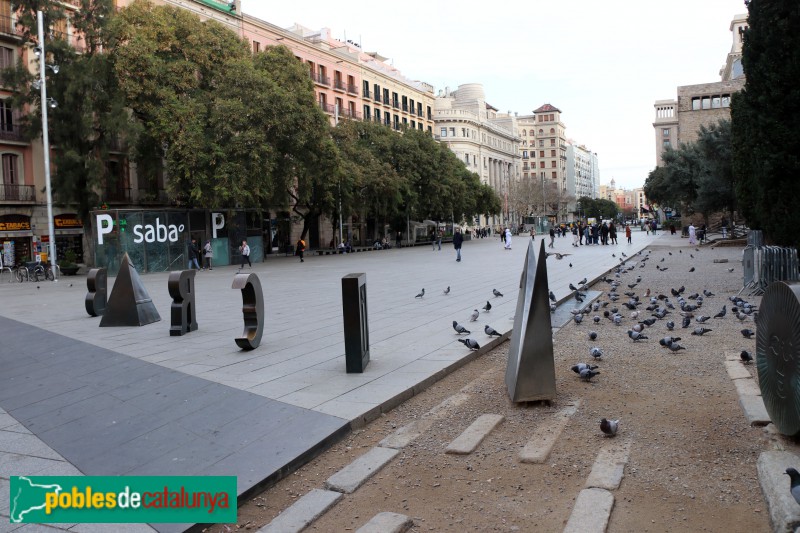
36, 11, 58, 280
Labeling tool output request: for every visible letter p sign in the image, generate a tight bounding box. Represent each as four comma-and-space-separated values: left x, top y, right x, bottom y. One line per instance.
97, 214, 114, 245
212, 212, 225, 239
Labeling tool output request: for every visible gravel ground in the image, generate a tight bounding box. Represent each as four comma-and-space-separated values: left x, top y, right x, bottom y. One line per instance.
206, 243, 779, 533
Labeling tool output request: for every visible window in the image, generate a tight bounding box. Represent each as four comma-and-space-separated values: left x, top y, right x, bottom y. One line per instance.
522, 151, 528, 158
363, 104, 371, 121
473, 155, 477, 166
528, 129, 534, 136
538, 129, 543, 135
252, 41, 260, 53
464, 153, 469, 164
692, 97, 701, 110
550, 139, 555, 146
550, 150, 556, 157
721, 95, 731, 107
440, 127, 447, 137
551, 161, 556, 168
702, 97, 710, 109
383, 88, 390, 104
0, 46, 13, 69
2, 153, 18, 185
552, 171, 557, 178
663, 140, 671, 148
539, 151, 544, 157
521, 130, 526, 136
449, 127, 455, 137
374, 83, 381, 102
411, 120, 416, 129
539, 140, 544, 147
392, 92, 399, 107
550, 128, 555, 134
375, 109, 381, 123
712, 96, 721, 108
0, 99, 14, 132
539, 161, 545, 169
461, 128, 467, 137
662, 128, 670, 136
363, 80, 370, 97
549, 114, 554, 121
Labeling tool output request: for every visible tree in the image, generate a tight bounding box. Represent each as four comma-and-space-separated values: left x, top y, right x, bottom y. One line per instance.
693, 120, 736, 221
508, 177, 544, 218
731, 0, 800, 246
576, 196, 619, 221
6, 0, 136, 219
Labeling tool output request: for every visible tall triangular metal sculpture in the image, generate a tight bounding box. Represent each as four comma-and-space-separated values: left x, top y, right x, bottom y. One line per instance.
505, 239, 556, 402
99, 253, 161, 327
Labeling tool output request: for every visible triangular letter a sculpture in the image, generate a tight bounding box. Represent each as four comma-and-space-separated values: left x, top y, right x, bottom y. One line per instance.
505, 239, 556, 402
99, 253, 161, 327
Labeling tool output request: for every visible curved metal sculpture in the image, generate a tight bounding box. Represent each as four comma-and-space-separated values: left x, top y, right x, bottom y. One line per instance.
85, 268, 107, 317
757, 281, 800, 435
342, 273, 370, 373
232, 272, 264, 350
168, 270, 198, 336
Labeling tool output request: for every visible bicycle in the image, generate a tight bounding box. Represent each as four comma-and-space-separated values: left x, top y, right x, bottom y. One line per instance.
15, 261, 55, 282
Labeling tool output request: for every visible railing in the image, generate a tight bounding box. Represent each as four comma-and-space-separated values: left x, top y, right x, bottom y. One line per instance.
363, 112, 371, 122
340, 109, 362, 120
0, 124, 26, 142
363, 89, 372, 99
333, 79, 346, 92
0, 183, 35, 202
347, 84, 358, 95
392, 100, 399, 109
402, 104, 409, 112
373, 93, 381, 103
0, 15, 23, 38
319, 102, 335, 114
104, 187, 131, 203
137, 188, 168, 204
383, 96, 390, 105
310, 72, 330, 86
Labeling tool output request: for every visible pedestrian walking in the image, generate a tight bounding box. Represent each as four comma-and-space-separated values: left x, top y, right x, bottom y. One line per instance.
437, 229, 443, 251
530, 227, 536, 240
395, 231, 402, 248
203, 240, 213, 270
721, 216, 728, 238
296, 237, 306, 262
239, 239, 251, 269
651, 220, 658, 235
548, 227, 555, 248
453, 228, 464, 262
688, 223, 697, 245
430, 228, 437, 251
188, 238, 201, 270
625, 224, 632, 244
572, 225, 579, 247
609, 222, 618, 245
504, 227, 512, 250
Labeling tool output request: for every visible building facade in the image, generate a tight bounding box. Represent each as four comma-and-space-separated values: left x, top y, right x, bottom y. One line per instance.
433, 84, 520, 227
565, 141, 599, 209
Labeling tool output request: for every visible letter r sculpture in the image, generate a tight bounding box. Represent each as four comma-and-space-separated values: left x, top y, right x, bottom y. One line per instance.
232, 272, 264, 350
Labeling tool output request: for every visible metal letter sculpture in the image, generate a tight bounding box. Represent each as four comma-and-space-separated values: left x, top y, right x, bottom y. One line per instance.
168, 270, 198, 336
757, 281, 800, 435
342, 273, 370, 373
99, 253, 161, 327
232, 272, 264, 350
505, 239, 556, 402
85, 268, 107, 317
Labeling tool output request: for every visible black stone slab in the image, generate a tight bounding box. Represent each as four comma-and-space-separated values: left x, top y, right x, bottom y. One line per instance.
0, 315, 350, 533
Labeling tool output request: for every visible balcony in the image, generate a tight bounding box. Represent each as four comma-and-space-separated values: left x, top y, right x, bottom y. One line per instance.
392, 100, 399, 109
347, 84, 358, 96
374, 93, 381, 103
402, 104, 409, 112
363, 89, 372, 99
383, 96, 390, 105
0, 124, 26, 143
104, 187, 131, 203
0, 183, 35, 202
138, 188, 169, 205
319, 101, 335, 114
310, 72, 330, 87
0, 15, 23, 39
363, 112, 371, 122
333, 79, 346, 92
340, 108, 362, 120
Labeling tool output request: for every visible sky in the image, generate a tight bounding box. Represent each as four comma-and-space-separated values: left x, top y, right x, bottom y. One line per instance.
241, 0, 746, 191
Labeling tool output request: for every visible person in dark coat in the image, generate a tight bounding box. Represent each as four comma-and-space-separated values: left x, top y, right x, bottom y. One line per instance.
453, 228, 464, 262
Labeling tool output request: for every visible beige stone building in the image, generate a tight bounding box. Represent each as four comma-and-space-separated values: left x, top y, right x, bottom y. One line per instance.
653, 13, 747, 165
433, 84, 520, 226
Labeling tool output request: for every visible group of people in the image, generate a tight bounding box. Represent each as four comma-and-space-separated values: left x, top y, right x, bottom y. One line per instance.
533, 221, 633, 249
499, 227, 513, 250
188, 238, 214, 270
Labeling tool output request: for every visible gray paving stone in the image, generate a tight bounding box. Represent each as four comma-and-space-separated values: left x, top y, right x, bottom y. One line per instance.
0, 517, 23, 532
519, 402, 580, 463
585, 441, 631, 490
563, 487, 615, 533
757, 451, 800, 533
734, 377, 762, 397
739, 394, 771, 426
257, 489, 342, 533
325, 446, 400, 493
356, 511, 413, 533
724, 360, 753, 380
379, 418, 435, 449
445, 414, 504, 455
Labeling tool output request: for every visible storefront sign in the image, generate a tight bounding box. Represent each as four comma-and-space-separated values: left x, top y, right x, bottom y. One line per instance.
0, 214, 31, 232
54, 214, 83, 229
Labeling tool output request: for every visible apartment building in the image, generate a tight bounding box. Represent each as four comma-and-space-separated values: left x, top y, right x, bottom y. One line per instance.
565, 142, 598, 205
653, 13, 747, 165
433, 83, 520, 227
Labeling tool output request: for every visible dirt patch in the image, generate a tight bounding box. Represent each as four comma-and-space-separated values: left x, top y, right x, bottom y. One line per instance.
206, 245, 774, 533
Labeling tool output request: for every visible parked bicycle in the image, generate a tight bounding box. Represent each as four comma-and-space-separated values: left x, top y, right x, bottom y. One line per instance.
15, 261, 56, 282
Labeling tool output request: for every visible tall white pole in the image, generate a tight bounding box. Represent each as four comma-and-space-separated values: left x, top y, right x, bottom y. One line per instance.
37, 11, 57, 280
335, 103, 343, 245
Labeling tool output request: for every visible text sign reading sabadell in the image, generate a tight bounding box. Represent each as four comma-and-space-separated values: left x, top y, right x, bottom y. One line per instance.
9, 476, 237, 524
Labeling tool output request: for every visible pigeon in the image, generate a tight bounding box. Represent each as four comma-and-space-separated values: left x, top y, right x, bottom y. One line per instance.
458, 338, 480, 350
578, 278, 587, 286
470, 309, 479, 322
589, 331, 598, 341
692, 327, 712, 336
785, 468, 800, 505
546, 252, 572, 260
493, 288, 504, 298
689, 267, 695, 272
600, 418, 619, 437
740, 350, 753, 364
728, 268, 735, 273
485, 325, 501, 337
443, 286, 450, 295
659, 336, 682, 346
668, 342, 686, 352
681, 316, 691, 329
569, 283, 578, 291
714, 306, 727, 318
574, 314, 583, 325
415, 288, 425, 298
453, 321, 470, 335
549, 290, 556, 302
572, 363, 598, 374
628, 330, 648, 341
666, 320, 675, 330
703, 289, 715, 297
579, 368, 600, 381
483, 301, 492, 312
575, 292, 585, 303
593, 315, 601, 323
741, 328, 755, 339
569, 263, 572, 267
590, 347, 603, 359
695, 315, 711, 323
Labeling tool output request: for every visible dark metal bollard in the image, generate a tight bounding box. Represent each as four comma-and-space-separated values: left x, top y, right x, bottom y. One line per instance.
232, 272, 264, 350
168, 270, 198, 336
757, 281, 800, 435
342, 273, 370, 373
85, 268, 107, 317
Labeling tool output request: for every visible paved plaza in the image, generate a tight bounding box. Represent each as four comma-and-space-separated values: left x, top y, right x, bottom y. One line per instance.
0, 229, 664, 532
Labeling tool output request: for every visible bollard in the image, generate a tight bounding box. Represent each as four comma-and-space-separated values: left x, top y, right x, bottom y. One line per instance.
232, 272, 264, 350
85, 268, 107, 317
168, 270, 198, 336
342, 273, 370, 373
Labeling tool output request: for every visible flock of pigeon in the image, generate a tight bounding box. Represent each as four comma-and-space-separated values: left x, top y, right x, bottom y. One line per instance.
564, 247, 759, 437
415, 286, 506, 352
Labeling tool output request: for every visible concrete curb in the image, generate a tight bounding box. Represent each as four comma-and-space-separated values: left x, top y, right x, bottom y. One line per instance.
585, 440, 631, 491
757, 451, 800, 533
325, 446, 399, 494
356, 512, 413, 533
724, 351, 771, 426
563, 487, 615, 533
257, 489, 342, 533
445, 413, 504, 454
520, 402, 581, 463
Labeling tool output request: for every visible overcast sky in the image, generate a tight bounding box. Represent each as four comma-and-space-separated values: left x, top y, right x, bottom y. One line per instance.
242, 0, 746, 191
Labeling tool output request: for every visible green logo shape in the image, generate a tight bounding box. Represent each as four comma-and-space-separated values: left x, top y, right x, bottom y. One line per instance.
9, 476, 237, 524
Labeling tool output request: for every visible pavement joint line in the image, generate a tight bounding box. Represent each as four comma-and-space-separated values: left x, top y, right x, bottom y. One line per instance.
519, 401, 581, 464
585, 439, 632, 491
757, 451, 800, 533
562, 487, 615, 533
256, 488, 342, 533
324, 446, 400, 494
355, 511, 413, 533
445, 413, 504, 455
